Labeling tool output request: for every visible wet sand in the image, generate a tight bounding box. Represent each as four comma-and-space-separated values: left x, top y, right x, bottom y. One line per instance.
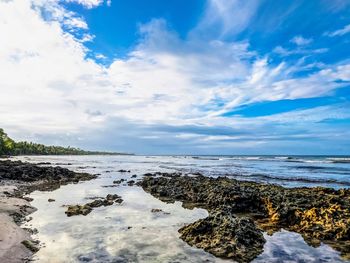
0, 184, 36, 262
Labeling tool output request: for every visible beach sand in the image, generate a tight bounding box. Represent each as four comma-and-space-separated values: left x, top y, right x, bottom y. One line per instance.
0, 185, 36, 263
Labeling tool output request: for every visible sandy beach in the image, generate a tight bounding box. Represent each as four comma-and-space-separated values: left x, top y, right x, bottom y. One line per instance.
0, 184, 36, 262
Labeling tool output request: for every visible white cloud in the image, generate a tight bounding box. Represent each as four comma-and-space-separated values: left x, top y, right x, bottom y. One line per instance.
64, 16, 88, 30
0, 0, 349, 153
290, 35, 313, 46
325, 23, 350, 37
273, 46, 328, 56
64, 0, 105, 9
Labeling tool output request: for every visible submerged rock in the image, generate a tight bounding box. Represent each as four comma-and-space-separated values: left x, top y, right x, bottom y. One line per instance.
179, 210, 265, 262
113, 179, 125, 184
118, 169, 130, 173
65, 194, 123, 216
150, 208, 170, 215
106, 194, 123, 204
151, 208, 163, 213
127, 180, 135, 186
65, 205, 92, 217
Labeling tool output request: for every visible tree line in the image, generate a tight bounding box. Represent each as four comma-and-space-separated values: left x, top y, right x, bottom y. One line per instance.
0, 128, 128, 156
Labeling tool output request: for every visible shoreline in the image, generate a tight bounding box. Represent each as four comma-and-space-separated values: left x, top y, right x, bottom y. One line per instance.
1, 158, 350, 262
0, 160, 96, 263
0, 184, 36, 262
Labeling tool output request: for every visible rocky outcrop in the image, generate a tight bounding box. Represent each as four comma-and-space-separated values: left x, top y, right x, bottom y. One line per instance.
140, 173, 350, 261
179, 210, 265, 263
0, 160, 96, 191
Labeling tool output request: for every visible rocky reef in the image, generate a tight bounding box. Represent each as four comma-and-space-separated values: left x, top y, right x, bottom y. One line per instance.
0, 160, 96, 193
65, 194, 123, 216
140, 173, 350, 262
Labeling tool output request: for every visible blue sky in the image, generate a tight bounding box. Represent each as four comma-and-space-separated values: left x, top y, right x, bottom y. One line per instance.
1, 0, 350, 154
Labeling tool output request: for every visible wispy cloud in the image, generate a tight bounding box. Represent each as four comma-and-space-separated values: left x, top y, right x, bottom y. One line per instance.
273, 46, 328, 57
325, 23, 350, 37
191, 0, 260, 39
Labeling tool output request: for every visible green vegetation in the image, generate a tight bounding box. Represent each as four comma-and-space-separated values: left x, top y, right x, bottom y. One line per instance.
0, 128, 129, 156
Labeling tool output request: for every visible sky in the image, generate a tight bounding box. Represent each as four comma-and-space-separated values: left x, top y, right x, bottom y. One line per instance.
0, 0, 350, 155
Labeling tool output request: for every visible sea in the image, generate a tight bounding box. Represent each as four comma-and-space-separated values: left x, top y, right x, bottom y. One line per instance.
14, 155, 350, 263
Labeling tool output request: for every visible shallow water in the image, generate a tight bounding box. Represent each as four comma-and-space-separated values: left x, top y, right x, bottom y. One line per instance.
15, 155, 350, 262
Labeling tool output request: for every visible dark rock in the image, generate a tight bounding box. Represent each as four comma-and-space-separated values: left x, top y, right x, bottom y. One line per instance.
151, 208, 170, 215
21, 240, 39, 253
65, 205, 92, 216
101, 185, 119, 188
0, 160, 96, 184
65, 194, 123, 216
48, 198, 55, 202
23, 197, 34, 202
22, 227, 38, 235
131, 174, 137, 178
179, 210, 265, 262
113, 179, 125, 184
151, 208, 163, 213
118, 169, 130, 173
127, 180, 135, 186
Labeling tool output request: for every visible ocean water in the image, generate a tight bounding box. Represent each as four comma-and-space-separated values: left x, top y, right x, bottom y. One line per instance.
14, 155, 350, 263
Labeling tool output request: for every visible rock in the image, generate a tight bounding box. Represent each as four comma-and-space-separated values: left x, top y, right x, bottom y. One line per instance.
21, 240, 39, 253
106, 194, 123, 203
23, 197, 33, 202
179, 210, 265, 262
151, 208, 170, 215
113, 179, 125, 184
101, 185, 119, 188
118, 169, 130, 173
65, 194, 123, 216
48, 198, 55, 202
140, 173, 350, 260
131, 174, 137, 178
151, 208, 163, 213
127, 180, 135, 186
65, 205, 92, 217
0, 160, 96, 184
